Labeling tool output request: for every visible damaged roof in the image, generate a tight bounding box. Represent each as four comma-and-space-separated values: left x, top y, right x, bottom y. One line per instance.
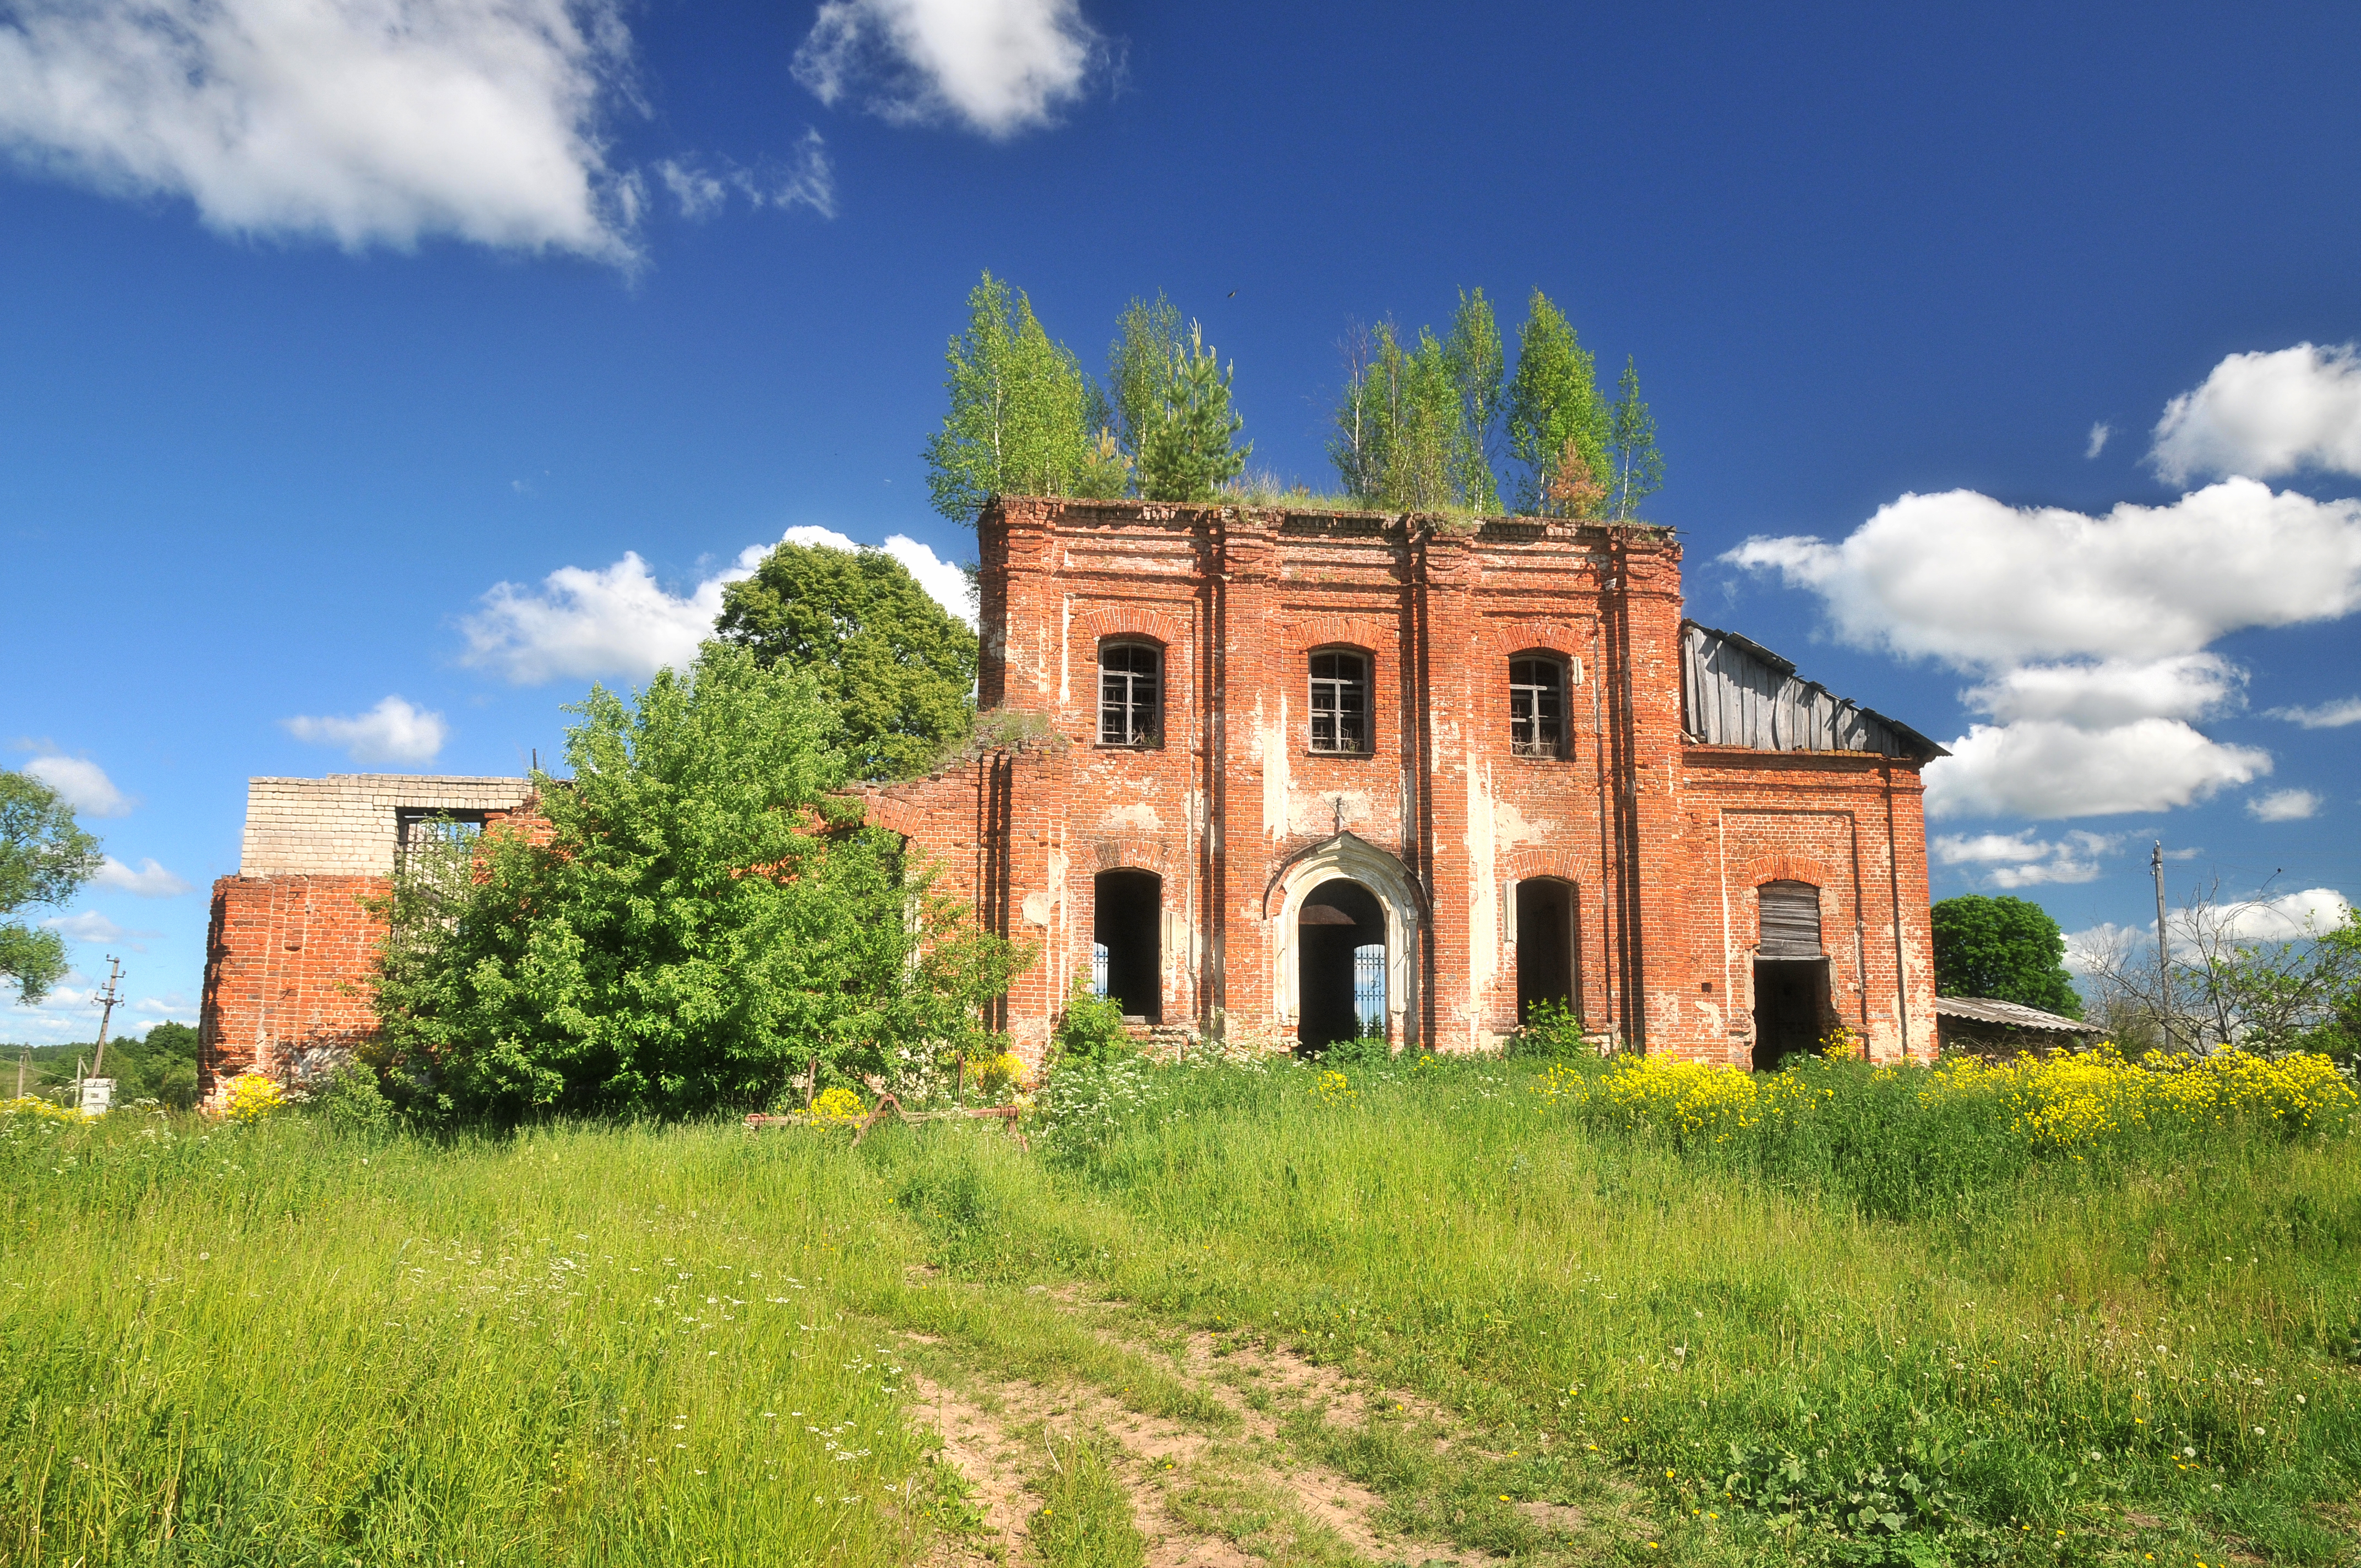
1680, 620, 1947, 763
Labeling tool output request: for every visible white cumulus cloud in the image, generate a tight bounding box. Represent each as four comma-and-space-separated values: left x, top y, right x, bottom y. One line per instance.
0, 0, 640, 260
1723, 477, 2361, 820
462, 529, 973, 685
2151, 343, 2361, 485
2264, 695, 2361, 729
1723, 479, 2361, 669
23, 754, 134, 817
284, 695, 449, 763
792, 0, 1102, 137
1927, 719, 2269, 821
93, 856, 193, 897
1932, 828, 2120, 888
2245, 788, 2321, 823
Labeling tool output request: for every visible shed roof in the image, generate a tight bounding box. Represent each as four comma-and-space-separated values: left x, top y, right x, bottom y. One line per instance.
1680, 620, 1947, 763
1932, 995, 2103, 1033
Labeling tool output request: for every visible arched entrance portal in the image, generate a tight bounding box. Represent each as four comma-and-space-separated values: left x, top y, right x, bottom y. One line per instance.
1092, 869, 1161, 1023
1296, 879, 1385, 1052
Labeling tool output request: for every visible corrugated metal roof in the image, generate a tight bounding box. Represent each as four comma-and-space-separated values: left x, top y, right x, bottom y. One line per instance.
1680, 621, 1947, 762
1933, 995, 2103, 1033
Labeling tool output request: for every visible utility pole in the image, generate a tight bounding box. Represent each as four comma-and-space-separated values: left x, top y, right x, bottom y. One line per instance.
2151, 842, 2174, 1048
14, 1049, 25, 1098
91, 955, 124, 1077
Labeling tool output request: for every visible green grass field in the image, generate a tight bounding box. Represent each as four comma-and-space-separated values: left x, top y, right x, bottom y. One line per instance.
3, 1050, 2355, 1566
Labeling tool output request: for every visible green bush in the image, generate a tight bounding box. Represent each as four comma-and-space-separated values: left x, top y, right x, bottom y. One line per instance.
1505, 998, 1591, 1059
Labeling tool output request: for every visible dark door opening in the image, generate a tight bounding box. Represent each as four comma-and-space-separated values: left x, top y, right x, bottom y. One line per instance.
1515, 879, 1578, 1025
1297, 879, 1384, 1052
1092, 869, 1161, 1023
1751, 959, 1828, 1072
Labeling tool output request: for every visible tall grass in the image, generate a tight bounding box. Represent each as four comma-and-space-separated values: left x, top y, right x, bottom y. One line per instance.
0, 1112, 939, 1565
6, 1048, 2355, 1564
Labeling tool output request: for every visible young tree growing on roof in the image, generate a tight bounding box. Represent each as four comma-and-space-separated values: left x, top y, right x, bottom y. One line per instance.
1330, 320, 1462, 511
1606, 356, 1665, 520
1505, 289, 1611, 516
714, 540, 977, 781
1135, 322, 1250, 503
924, 271, 1125, 519
1, 770, 102, 1006
1443, 287, 1504, 513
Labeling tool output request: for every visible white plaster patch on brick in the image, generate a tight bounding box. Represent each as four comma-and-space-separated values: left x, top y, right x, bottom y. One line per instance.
1465, 753, 1497, 1000
1098, 802, 1162, 832
1489, 798, 1549, 847
1021, 890, 1052, 928
1260, 694, 1289, 840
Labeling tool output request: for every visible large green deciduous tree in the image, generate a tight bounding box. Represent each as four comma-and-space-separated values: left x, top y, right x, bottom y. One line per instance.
369, 644, 1024, 1123
714, 540, 977, 781
924, 271, 1127, 519
1, 770, 101, 1005
1504, 289, 1611, 516
1931, 895, 2082, 1018
1134, 322, 1250, 502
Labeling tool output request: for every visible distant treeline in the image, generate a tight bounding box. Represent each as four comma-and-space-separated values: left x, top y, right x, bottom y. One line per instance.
3, 1021, 200, 1110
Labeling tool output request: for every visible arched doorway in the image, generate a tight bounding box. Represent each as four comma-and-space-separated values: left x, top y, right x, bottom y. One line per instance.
1514, 879, 1579, 1024
1092, 869, 1161, 1023
1297, 878, 1384, 1052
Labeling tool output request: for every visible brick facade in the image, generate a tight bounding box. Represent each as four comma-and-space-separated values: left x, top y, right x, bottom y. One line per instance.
867, 498, 1941, 1067
199, 776, 534, 1101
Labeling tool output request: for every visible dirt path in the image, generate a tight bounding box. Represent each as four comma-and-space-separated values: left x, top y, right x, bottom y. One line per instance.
895, 1286, 1566, 1568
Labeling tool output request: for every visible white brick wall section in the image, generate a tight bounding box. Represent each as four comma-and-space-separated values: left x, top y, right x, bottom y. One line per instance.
238, 775, 534, 876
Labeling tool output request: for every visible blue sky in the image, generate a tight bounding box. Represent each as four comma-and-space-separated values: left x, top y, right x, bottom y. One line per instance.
7, 0, 2360, 1043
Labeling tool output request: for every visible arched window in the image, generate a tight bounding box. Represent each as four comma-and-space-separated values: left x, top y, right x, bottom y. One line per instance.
1308, 650, 1370, 754
1098, 642, 1161, 747
1509, 657, 1565, 758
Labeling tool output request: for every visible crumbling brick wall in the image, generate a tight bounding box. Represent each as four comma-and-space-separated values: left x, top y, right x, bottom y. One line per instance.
198, 776, 533, 1102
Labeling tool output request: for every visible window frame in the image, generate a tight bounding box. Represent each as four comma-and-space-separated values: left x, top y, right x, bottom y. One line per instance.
1508, 654, 1569, 760
1096, 639, 1164, 749
1307, 647, 1373, 756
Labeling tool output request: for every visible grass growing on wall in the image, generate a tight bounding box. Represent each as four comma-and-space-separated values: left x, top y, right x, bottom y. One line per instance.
3, 1047, 2355, 1564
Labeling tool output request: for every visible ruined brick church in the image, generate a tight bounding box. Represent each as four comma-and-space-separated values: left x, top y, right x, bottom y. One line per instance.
864, 497, 1943, 1067
199, 496, 1944, 1096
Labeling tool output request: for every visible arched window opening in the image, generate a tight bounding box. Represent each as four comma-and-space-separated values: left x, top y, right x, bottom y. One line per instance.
1092, 869, 1162, 1022
1297, 878, 1384, 1052
1308, 650, 1370, 754
1099, 643, 1162, 747
1509, 657, 1566, 758
1753, 880, 1829, 1072
1514, 879, 1579, 1024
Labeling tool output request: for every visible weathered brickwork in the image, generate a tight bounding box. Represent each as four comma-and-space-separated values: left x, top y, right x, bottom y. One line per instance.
200, 776, 534, 1101
871, 497, 1941, 1067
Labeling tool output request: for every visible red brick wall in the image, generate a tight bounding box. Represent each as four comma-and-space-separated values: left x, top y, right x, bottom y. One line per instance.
199, 873, 388, 1101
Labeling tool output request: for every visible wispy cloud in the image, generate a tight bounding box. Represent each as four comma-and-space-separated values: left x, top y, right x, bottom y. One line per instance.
284, 696, 448, 764
23, 754, 134, 817
2086, 421, 2111, 459
1932, 828, 2119, 887
93, 856, 193, 898
656, 132, 834, 221
43, 910, 162, 949
2264, 695, 2361, 729
0, 0, 643, 262
792, 0, 1105, 137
